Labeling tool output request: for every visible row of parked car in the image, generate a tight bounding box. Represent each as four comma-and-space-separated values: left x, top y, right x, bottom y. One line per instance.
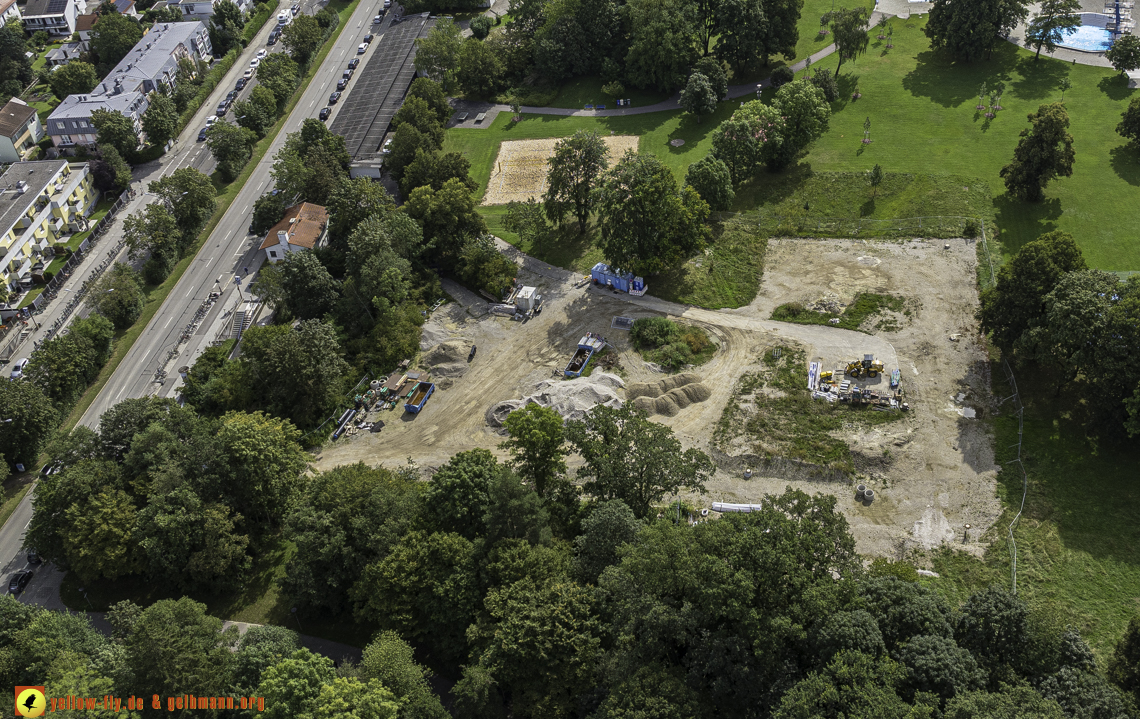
321, 34, 374, 119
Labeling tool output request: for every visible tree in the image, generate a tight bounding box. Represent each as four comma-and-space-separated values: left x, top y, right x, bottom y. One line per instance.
251, 191, 288, 235
1108, 615, 1140, 705
1000, 102, 1075, 202
925, 0, 1029, 61
258, 649, 337, 719
326, 177, 395, 244
91, 262, 144, 329
413, 18, 463, 92
216, 410, 307, 527
90, 144, 132, 193
121, 203, 181, 273
470, 14, 493, 39
571, 499, 639, 584
208, 0, 245, 55
89, 12, 143, 75
810, 611, 887, 665
391, 96, 445, 146
62, 486, 142, 582
867, 163, 884, 198
420, 449, 500, 539
684, 154, 735, 211
715, 0, 768, 75
1105, 33, 1140, 75
565, 403, 713, 517
254, 250, 338, 322
456, 37, 504, 98
406, 77, 452, 125
594, 150, 711, 275
235, 84, 279, 137
149, 167, 216, 232
353, 531, 479, 661
24, 315, 114, 408
501, 404, 568, 497
47, 664, 137, 719
206, 120, 257, 182
861, 577, 955, 651
360, 631, 450, 719
141, 93, 178, 148
977, 230, 1086, 355
770, 78, 832, 167
774, 651, 924, 719
542, 129, 608, 231
239, 320, 350, 427
403, 177, 487, 264
1039, 666, 1133, 719
895, 634, 987, 701
91, 109, 139, 158
830, 7, 870, 75
48, 60, 97, 100
1025, 0, 1081, 59
232, 626, 301, 698
467, 579, 603, 718
625, 0, 699, 92
126, 598, 238, 700
258, 53, 300, 111
945, 684, 1066, 719
953, 586, 1030, 675
1118, 97, 1140, 146
283, 14, 323, 64
0, 380, 58, 470
386, 123, 440, 183
680, 72, 718, 121
712, 100, 787, 183
399, 149, 476, 197
311, 677, 399, 719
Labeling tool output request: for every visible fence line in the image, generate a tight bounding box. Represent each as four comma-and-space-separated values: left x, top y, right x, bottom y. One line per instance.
758, 213, 985, 239
976, 222, 1028, 595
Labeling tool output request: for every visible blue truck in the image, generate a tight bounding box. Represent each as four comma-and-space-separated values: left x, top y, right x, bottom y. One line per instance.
564, 334, 607, 377
404, 381, 435, 413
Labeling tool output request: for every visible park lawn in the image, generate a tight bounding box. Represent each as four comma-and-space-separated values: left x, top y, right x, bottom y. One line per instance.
545, 76, 671, 110
445, 100, 739, 200
801, 16, 1137, 269
919, 380, 1140, 655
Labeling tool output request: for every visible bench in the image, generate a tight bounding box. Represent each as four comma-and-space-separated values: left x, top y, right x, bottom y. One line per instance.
455, 111, 469, 122
475, 112, 487, 123
584, 104, 594, 110
596, 104, 606, 110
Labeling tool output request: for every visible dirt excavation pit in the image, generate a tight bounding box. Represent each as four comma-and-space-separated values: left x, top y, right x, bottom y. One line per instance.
312, 237, 1001, 562
481, 135, 640, 205
693, 238, 1003, 560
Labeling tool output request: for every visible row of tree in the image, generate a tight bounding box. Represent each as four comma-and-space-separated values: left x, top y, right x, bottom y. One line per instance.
978, 229, 1140, 435
119, 166, 216, 283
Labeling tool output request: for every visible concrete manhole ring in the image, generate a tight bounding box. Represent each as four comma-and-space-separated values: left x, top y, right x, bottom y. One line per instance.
669, 139, 685, 147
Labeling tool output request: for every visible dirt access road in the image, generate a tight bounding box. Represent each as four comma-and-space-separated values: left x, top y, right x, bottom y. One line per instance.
313, 237, 1000, 560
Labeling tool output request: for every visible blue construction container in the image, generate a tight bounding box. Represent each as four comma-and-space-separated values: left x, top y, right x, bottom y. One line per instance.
591, 263, 646, 295
404, 382, 435, 413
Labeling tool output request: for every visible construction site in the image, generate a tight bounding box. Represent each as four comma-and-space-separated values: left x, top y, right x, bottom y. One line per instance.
312, 236, 1002, 561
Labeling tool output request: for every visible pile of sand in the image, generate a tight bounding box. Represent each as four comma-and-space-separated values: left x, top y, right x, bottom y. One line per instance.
482, 136, 641, 206
627, 373, 712, 417
422, 339, 470, 379
486, 373, 625, 427
419, 325, 452, 351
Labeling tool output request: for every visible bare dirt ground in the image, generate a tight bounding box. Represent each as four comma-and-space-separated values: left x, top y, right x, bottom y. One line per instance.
481, 136, 640, 205
312, 237, 1001, 560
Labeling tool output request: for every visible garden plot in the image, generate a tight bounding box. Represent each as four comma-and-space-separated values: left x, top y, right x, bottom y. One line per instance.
481, 135, 640, 205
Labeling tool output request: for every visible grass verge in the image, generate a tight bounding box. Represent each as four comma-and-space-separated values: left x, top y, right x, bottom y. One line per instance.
60, 0, 361, 433
0, 477, 33, 533
771, 292, 906, 332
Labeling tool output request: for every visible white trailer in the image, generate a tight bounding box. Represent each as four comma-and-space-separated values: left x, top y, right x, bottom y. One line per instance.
515, 286, 538, 311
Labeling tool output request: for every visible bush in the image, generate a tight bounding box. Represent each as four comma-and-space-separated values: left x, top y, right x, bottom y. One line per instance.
962, 219, 979, 238
243, 0, 280, 43
680, 328, 711, 355
470, 15, 493, 39
656, 341, 694, 371
809, 68, 840, 102
631, 316, 680, 349
771, 66, 795, 88
143, 253, 175, 285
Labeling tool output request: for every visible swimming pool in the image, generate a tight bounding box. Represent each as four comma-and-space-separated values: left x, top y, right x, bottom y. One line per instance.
1058, 14, 1115, 52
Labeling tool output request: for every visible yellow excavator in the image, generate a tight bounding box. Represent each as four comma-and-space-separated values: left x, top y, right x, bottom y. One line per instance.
845, 354, 885, 379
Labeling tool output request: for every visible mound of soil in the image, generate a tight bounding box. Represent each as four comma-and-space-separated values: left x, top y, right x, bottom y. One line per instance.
626, 372, 704, 400
423, 340, 470, 379
486, 373, 626, 427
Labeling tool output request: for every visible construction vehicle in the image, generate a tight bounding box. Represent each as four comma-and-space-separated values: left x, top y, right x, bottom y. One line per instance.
844, 354, 885, 379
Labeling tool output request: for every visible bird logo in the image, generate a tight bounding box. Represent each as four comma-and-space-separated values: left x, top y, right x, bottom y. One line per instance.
14, 687, 45, 718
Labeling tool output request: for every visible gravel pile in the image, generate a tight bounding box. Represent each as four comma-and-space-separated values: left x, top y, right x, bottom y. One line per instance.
626, 372, 703, 399
423, 340, 470, 378
627, 373, 712, 417
486, 373, 625, 427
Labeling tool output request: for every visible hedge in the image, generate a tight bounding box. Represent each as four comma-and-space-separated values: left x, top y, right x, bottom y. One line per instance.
243, 0, 281, 44
177, 47, 242, 131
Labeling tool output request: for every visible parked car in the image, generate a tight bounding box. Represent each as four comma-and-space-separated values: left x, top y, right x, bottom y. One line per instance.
357, 43, 367, 54
198, 128, 208, 141
319, 107, 331, 121
250, 57, 260, 68
227, 90, 238, 101
205, 115, 219, 127
348, 57, 359, 69
328, 91, 341, 104
337, 78, 348, 91
26, 549, 41, 565
9, 357, 28, 380
244, 68, 254, 78
267, 31, 279, 45
364, 34, 374, 43
256, 49, 268, 59
216, 101, 229, 115
7, 570, 32, 596
291, 3, 299, 14
38, 464, 57, 476
373, 14, 382, 23
236, 76, 248, 90
384, 0, 391, 7
343, 68, 354, 79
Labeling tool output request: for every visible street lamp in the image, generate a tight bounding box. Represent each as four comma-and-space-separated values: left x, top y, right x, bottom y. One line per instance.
291, 606, 302, 631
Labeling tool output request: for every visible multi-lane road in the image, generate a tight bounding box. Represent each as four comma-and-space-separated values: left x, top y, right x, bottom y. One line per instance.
0, 0, 399, 605
78, 0, 397, 427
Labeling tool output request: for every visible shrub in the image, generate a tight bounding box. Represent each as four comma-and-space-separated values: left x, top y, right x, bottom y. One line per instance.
656, 342, 694, 371
470, 15, 493, 39
771, 66, 795, 88
680, 328, 711, 355
962, 219, 979, 238
810, 68, 840, 102
602, 81, 625, 99
631, 316, 680, 349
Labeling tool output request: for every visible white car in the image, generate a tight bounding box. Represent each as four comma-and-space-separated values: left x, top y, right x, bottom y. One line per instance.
357, 43, 367, 54
244, 68, 254, 79
205, 115, 218, 127
250, 57, 260, 68
9, 357, 28, 380
256, 49, 267, 59
383, 0, 391, 7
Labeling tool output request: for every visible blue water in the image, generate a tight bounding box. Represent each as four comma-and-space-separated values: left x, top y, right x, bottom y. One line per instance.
1060, 25, 1114, 52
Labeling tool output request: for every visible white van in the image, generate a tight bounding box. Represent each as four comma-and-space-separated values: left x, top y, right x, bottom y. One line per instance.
276, 11, 291, 25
